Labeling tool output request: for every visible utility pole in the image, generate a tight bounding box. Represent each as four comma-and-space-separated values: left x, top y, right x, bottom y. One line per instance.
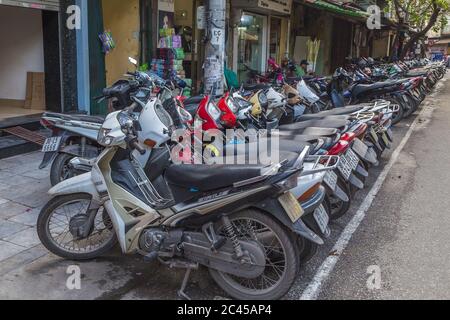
203, 0, 226, 96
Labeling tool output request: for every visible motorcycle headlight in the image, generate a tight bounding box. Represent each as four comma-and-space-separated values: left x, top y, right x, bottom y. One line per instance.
117, 112, 134, 129
97, 128, 113, 146
154, 103, 173, 128
227, 98, 238, 113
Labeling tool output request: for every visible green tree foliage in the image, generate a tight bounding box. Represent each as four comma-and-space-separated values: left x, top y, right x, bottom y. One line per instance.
387, 0, 449, 59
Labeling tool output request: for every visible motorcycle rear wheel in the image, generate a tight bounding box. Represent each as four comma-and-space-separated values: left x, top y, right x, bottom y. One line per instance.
387, 97, 404, 125
50, 153, 82, 186
37, 193, 117, 260
209, 209, 299, 300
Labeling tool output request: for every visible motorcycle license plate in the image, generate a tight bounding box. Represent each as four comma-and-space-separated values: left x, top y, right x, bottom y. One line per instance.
370, 128, 379, 143
313, 205, 330, 234
279, 192, 304, 223
386, 128, 393, 142
381, 132, 390, 146
324, 170, 338, 191
346, 149, 360, 170
42, 137, 62, 153
338, 155, 352, 180
352, 138, 369, 159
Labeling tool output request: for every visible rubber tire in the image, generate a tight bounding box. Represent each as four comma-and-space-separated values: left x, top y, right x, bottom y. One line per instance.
50, 153, 76, 187
389, 97, 405, 125
298, 200, 331, 263
37, 193, 117, 261
209, 209, 299, 300
403, 94, 418, 117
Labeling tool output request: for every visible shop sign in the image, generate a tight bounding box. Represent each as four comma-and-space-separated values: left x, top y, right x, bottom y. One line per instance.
158, 0, 174, 12
211, 28, 224, 46
258, 0, 292, 14
197, 6, 206, 30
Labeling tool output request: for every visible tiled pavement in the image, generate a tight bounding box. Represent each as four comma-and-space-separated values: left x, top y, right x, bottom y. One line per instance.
0, 152, 221, 300
0, 152, 50, 263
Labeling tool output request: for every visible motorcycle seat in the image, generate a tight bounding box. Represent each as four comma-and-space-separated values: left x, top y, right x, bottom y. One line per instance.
284, 135, 338, 154
183, 103, 202, 118
165, 151, 300, 192
278, 119, 349, 131
351, 80, 401, 97
301, 127, 339, 137
295, 106, 364, 121
406, 70, 428, 77
278, 139, 312, 154
183, 96, 204, 105
43, 112, 105, 124
242, 83, 271, 91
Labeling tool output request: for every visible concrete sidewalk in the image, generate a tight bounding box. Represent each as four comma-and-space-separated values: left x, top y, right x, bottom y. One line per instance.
0, 152, 221, 300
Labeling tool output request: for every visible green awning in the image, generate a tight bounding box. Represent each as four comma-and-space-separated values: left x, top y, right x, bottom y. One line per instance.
305, 0, 370, 19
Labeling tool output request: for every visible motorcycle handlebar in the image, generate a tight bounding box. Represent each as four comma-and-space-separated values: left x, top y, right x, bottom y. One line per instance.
131, 139, 146, 155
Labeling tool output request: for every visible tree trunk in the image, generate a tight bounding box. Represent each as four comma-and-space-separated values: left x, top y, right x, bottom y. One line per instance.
400, 6, 441, 59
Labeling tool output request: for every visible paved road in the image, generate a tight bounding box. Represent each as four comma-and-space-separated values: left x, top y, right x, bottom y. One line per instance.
0, 74, 448, 300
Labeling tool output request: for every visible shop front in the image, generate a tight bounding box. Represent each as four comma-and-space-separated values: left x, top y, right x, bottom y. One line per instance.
231, 0, 292, 83
150, 0, 202, 95
0, 0, 62, 121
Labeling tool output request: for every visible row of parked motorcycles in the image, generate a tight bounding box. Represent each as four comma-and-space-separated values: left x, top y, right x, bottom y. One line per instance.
36, 57, 447, 300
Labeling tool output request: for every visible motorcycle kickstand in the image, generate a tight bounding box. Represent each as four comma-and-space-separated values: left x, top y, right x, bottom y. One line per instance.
178, 267, 194, 300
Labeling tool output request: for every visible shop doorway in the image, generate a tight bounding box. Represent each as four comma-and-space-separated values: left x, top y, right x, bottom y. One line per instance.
236, 13, 267, 83
330, 18, 352, 73
0, 4, 61, 122
269, 17, 282, 63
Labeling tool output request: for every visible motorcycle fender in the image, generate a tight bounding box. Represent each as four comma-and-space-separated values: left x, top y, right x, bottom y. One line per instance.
348, 173, 364, 190
352, 143, 378, 166
253, 197, 324, 245
293, 219, 324, 245
48, 172, 101, 201
300, 186, 326, 215
39, 152, 58, 169
355, 164, 369, 178
38, 132, 74, 169
333, 184, 350, 202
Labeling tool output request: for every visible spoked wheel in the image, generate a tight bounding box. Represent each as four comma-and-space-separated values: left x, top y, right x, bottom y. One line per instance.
209, 210, 298, 300
386, 97, 404, 125
403, 94, 417, 118
37, 194, 117, 260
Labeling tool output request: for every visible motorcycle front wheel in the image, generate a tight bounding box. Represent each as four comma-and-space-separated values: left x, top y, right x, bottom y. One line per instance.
37, 193, 117, 260
209, 209, 299, 300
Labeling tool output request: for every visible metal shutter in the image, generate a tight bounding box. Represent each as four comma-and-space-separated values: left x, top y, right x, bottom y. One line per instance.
0, 0, 60, 11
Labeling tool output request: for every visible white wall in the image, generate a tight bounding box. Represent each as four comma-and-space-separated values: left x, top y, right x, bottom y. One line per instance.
0, 5, 45, 101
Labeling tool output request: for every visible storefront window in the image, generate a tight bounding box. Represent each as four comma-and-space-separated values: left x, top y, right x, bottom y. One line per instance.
237, 13, 266, 83
270, 17, 282, 64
